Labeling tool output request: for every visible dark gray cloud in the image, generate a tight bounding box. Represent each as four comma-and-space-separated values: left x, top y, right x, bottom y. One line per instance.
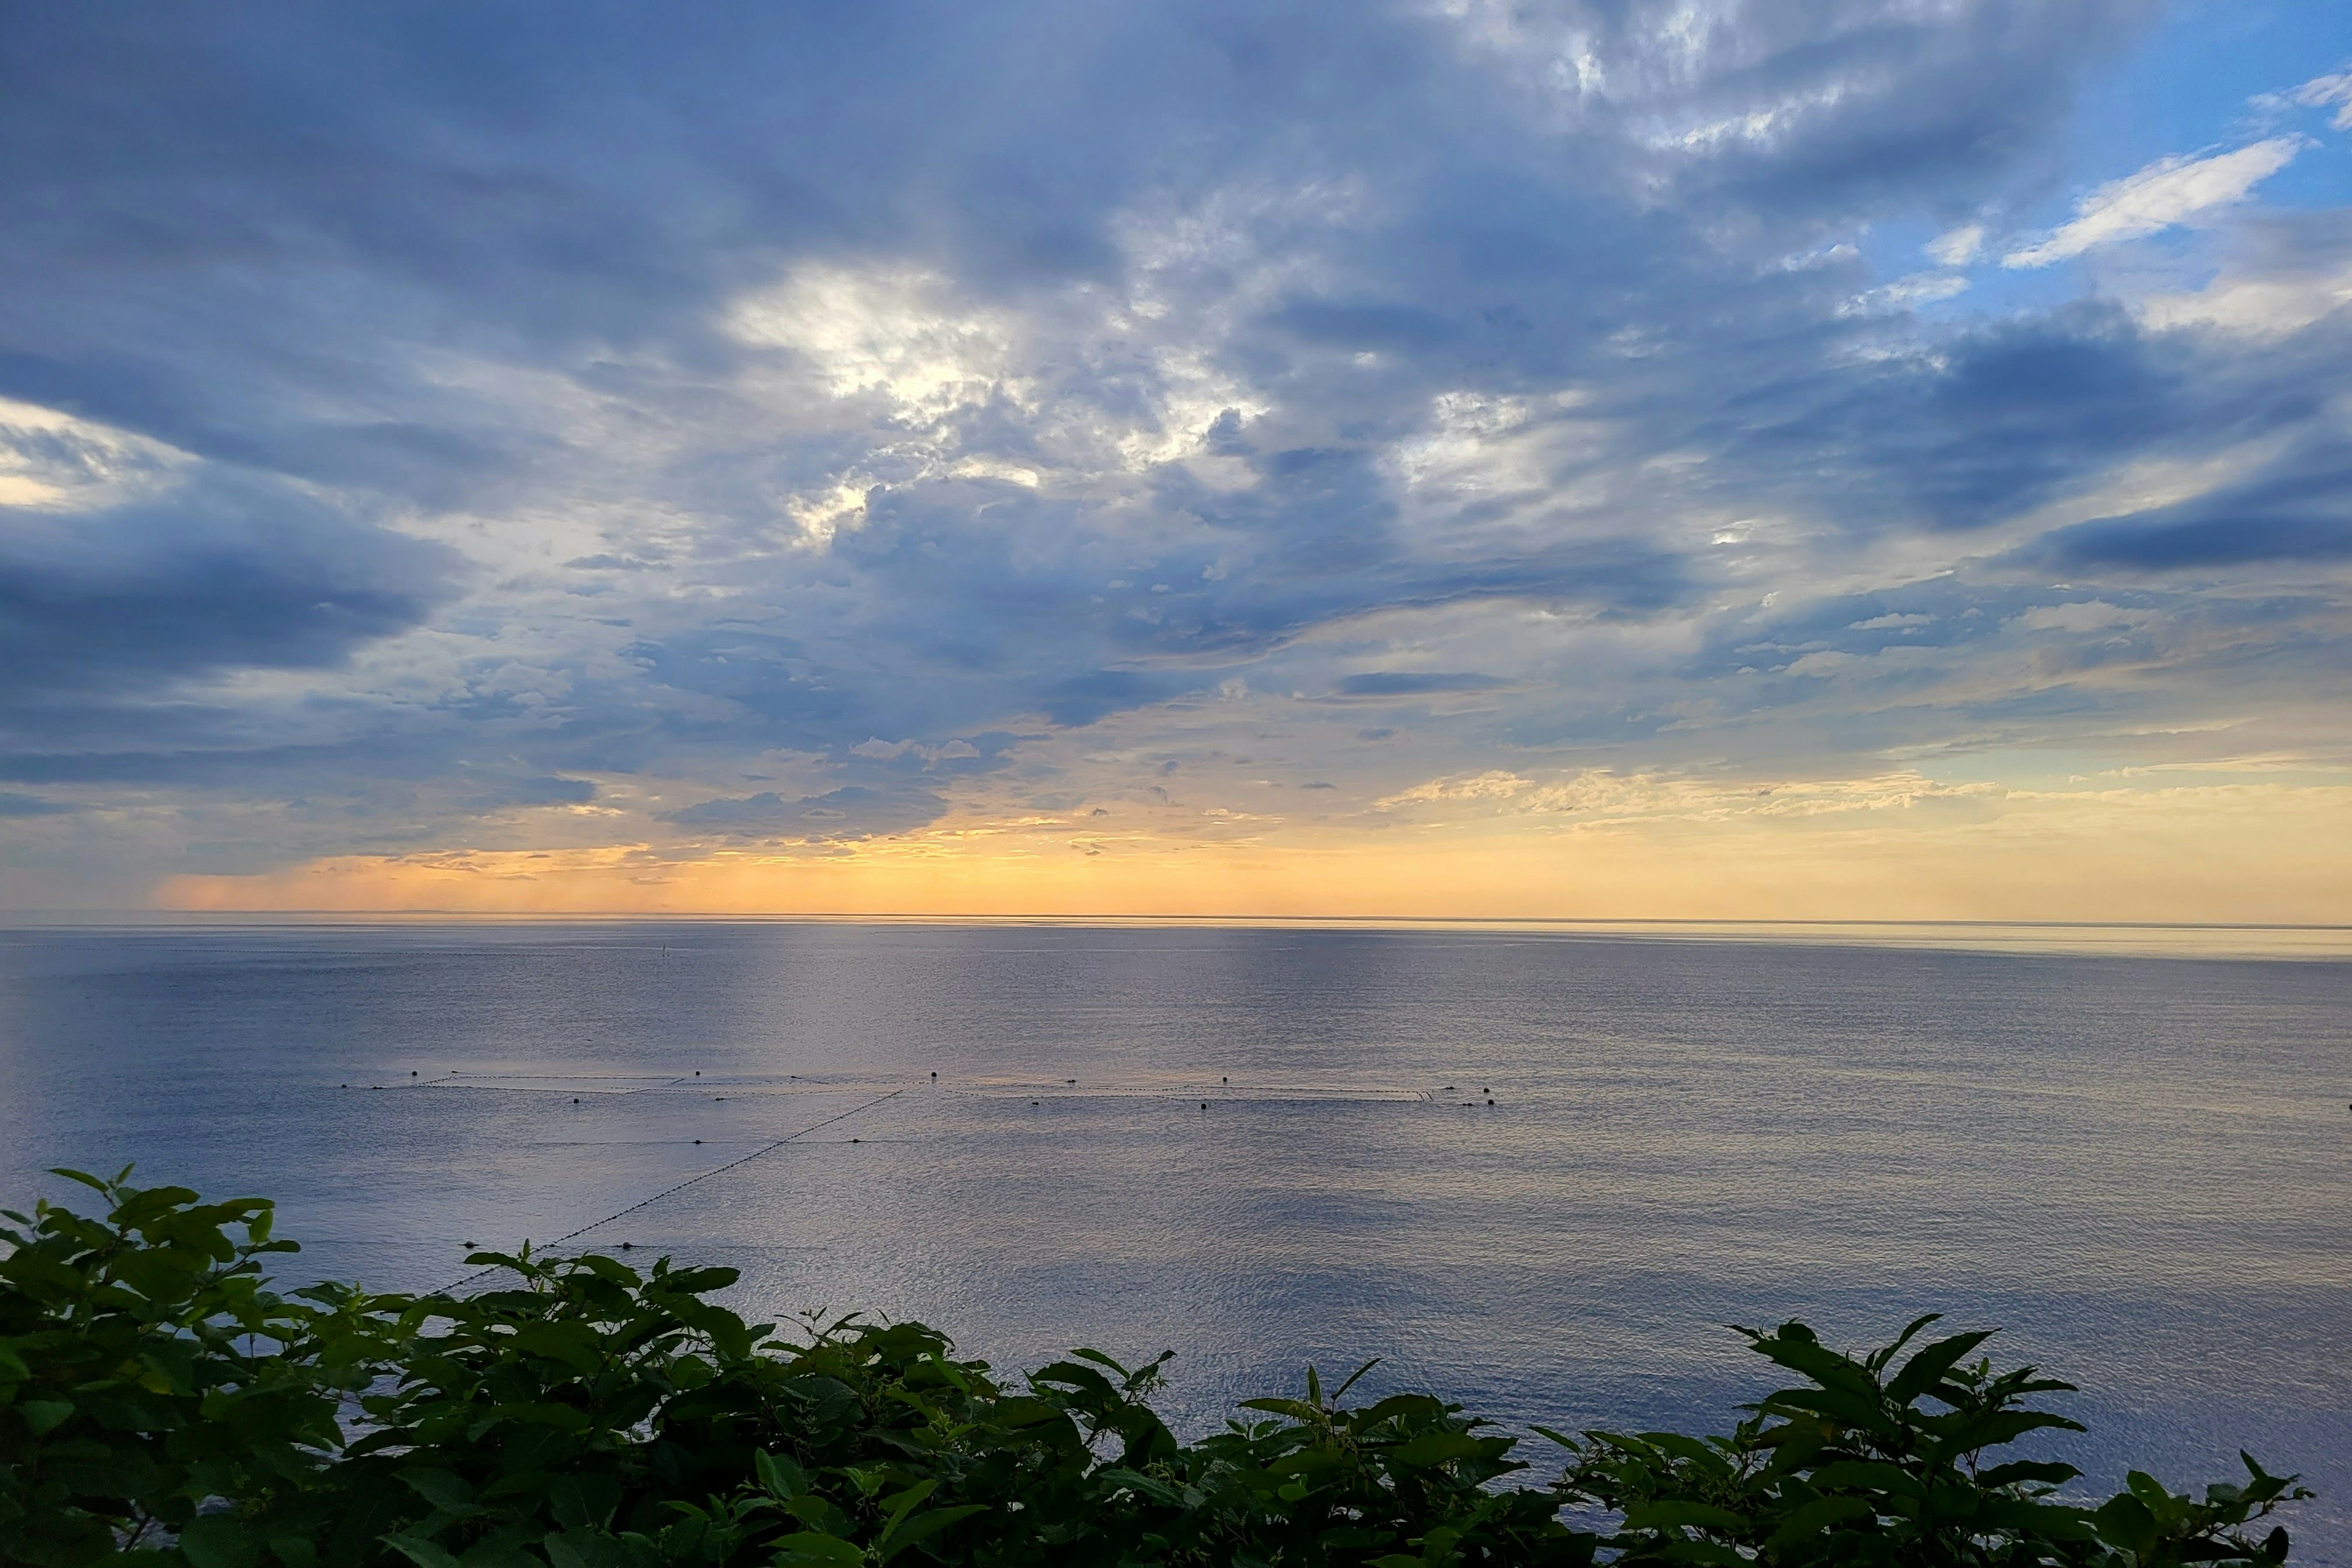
1702, 304, 2334, 534
1332, 673, 1506, 698
0, 473, 456, 696
2031, 438, 2352, 570
0, 791, 75, 817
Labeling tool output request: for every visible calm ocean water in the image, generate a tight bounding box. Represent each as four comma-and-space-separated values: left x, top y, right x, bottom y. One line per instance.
3, 921, 2348, 1558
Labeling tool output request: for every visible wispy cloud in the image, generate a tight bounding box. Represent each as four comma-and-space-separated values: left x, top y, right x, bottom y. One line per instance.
1924, 224, 1986, 266
2003, 138, 2305, 266
2271, 69, 2352, 131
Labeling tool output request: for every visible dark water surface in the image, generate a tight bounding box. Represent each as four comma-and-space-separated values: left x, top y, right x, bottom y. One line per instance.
3, 922, 2348, 1556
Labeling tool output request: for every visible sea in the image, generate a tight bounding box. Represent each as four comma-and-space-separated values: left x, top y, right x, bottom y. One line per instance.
2, 920, 2348, 1558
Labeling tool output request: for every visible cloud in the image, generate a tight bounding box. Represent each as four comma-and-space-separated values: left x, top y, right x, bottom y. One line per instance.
2026, 441, 2352, 571
0, 461, 456, 697
668, 783, 948, 840
2, 1, 2349, 906
2278, 70, 2352, 132
1377, 766, 1996, 822
1330, 671, 1504, 697
1849, 273, 1969, 313
470, 776, 597, 809
2136, 208, 2352, 339
0, 790, 75, 816
1924, 224, 1985, 266
2003, 139, 2305, 266
1035, 670, 1195, 728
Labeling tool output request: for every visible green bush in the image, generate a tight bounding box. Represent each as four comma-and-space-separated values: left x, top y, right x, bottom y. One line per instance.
0, 1173, 2310, 1568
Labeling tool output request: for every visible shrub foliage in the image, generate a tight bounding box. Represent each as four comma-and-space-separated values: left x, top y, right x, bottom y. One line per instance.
0, 1173, 2310, 1568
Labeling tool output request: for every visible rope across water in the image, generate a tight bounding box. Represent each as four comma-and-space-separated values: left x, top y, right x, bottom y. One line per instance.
444, 1084, 906, 1289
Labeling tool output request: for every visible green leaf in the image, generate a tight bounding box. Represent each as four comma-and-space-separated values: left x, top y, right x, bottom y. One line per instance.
1937, 1408, 2086, 1452
774, 1532, 865, 1567
1389, 1431, 1491, 1468
1871, 1314, 1945, 1372
178, 1517, 261, 1568
1885, 1330, 1994, 1406
382, 1537, 464, 1568
1331, 1358, 1383, 1401
657, 1266, 739, 1294
1978, 1460, 2081, 1490
1622, 1500, 1752, 1534
879, 1479, 937, 1530
540, 1532, 620, 1568
1237, 1397, 1324, 1422
506, 1324, 605, 1376
498, 1401, 594, 1433
1095, 1466, 1183, 1507
756, 1449, 812, 1501
18, 1398, 74, 1434
784, 1496, 859, 1539
2091, 1493, 2160, 1555
400, 1469, 477, 1509
1765, 1494, 1874, 1550
548, 1476, 619, 1533
876, 1506, 986, 1562
1810, 1460, 1923, 1498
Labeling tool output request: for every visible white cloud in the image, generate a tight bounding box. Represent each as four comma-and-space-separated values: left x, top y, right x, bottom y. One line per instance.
2011, 600, 2155, 635
1376, 769, 1532, 808
728, 265, 1018, 417
1924, 224, 1984, 266
0, 397, 192, 510
2283, 70, 2352, 132
1390, 390, 1537, 490
2139, 261, 2352, 340
1844, 273, 1969, 315
2002, 138, 2305, 268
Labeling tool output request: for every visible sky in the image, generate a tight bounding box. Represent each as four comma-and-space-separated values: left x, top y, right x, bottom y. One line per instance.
2, 1, 2350, 921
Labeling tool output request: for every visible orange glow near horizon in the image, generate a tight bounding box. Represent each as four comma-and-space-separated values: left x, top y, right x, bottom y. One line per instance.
153, 781, 2352, 924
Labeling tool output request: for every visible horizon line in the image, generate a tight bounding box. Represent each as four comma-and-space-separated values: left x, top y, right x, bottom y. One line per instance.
7, 910, 2352, 932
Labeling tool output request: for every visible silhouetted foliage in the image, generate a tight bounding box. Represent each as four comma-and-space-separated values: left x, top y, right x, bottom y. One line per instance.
0, 1174, 2310, 1568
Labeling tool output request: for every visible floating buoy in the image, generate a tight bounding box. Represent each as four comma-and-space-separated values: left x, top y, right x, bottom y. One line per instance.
573, 1097, 579, 1103
694, 1139, 702, 1145
1200, 1102, 1208, 1110
620, 1242, 633, 1250
851, 1137, 860, 1144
